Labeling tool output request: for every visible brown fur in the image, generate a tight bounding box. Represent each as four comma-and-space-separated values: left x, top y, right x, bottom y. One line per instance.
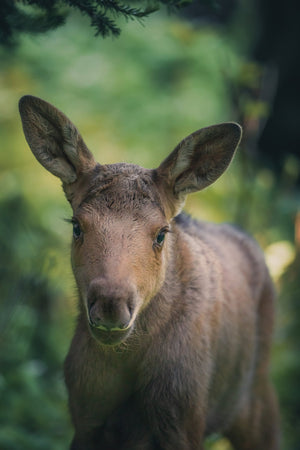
19, 95, 280, 449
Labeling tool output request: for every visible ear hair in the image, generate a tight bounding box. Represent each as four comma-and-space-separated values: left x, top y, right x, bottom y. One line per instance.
19, 95, 96, 184
157, 122, 242, 216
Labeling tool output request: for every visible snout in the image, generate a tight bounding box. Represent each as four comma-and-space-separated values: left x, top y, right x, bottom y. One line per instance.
87, 278, 137, 345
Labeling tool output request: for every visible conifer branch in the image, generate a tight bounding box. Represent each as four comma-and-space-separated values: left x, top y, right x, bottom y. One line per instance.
0, 0, 191, 47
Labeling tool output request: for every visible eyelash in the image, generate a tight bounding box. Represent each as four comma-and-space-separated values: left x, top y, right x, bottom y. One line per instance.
64, 218, 83, 240
154, 226, 170, 248
72, 221, 82, 240
65, 219, 170, 246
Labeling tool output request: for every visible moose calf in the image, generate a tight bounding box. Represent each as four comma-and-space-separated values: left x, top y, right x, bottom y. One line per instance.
19, 95, 279, 449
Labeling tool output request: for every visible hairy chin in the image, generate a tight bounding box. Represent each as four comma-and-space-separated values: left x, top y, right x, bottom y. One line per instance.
89, 325, 133, 346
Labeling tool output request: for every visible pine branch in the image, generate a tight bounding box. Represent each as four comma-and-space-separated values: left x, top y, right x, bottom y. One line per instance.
100, 1, 159, 19
65, 0, 159, 36
0, 0, 192, 47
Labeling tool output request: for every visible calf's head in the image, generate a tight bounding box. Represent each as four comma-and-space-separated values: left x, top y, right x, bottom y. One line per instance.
19, 95, 242, 345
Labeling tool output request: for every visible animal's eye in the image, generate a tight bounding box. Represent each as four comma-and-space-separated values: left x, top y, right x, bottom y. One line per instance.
154, 227, 169, 248
72, 221, 82, 240
156, 231, 166, 245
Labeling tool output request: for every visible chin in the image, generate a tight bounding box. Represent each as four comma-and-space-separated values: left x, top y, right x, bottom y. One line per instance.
89, 325, 133, 346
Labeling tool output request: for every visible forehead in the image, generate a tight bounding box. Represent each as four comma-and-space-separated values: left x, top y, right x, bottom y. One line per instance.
77, 163, 164, 218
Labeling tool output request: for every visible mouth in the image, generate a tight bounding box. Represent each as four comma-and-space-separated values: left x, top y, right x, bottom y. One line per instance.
89, 324, 133, 346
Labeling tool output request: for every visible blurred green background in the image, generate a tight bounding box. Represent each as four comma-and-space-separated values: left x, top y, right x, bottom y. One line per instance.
1, 2, 300, 449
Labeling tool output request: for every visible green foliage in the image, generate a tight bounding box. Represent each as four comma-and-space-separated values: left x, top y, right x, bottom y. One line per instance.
0, 195, 72, 449
0, 0, 191, 46
0, 7, 299, 450
272, 252, 300, 450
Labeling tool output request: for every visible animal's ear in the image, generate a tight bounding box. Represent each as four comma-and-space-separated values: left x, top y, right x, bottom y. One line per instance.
19, 95, 96, 184
156, 123, 242, 215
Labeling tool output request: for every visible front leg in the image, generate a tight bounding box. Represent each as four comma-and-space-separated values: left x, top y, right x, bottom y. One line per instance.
140, 368, 207, 450
143, 395, 206, 450
68, 393, 159, 450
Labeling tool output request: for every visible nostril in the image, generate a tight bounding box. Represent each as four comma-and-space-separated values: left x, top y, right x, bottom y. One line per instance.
88, 301, 102, 328
128, 302, 133, 317
127, 296, 136, 319
89, 298, 96, 307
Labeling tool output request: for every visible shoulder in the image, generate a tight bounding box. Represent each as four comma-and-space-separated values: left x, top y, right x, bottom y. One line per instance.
173, 212, 265, 265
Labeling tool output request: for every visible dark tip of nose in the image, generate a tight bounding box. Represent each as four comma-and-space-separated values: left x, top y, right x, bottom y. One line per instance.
87, 280, 136, 331
88, 305, 131, 331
